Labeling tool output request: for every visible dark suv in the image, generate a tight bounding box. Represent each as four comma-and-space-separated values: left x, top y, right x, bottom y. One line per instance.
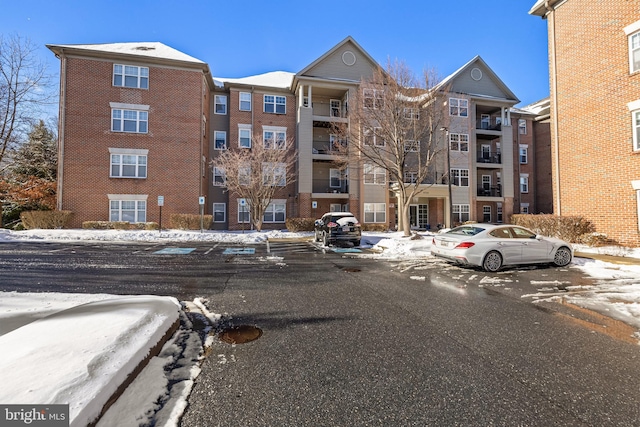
314, 212, 362, 247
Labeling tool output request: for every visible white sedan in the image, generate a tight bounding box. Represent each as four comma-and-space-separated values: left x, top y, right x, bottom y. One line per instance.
431, 224, 573, 272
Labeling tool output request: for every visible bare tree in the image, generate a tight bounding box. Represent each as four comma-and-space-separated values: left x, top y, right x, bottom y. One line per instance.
211, 136, 297, 231
332, 60, 448, 236
0, 34, 53, 169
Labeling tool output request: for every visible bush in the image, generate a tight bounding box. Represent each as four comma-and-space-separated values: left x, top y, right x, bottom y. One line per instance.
361, 223, 389, 232
170, 214, 212, 230
20, 210, 73, 229
285, 217, 315, 232
81, 221, 159, 230
511, 214, 596, 243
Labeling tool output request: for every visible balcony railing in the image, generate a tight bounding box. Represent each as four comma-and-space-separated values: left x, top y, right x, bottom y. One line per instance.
477, 151, 501, 164
477, 186, 502, 197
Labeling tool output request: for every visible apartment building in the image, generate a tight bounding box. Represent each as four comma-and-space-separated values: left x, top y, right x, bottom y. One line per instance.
530, 0, 640, 246
47, 42, 212, 228
49, 37, 549, 231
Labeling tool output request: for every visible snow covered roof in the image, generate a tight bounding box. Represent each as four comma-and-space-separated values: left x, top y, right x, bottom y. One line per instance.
214, 71, 294, 90
46, 42, 206, 65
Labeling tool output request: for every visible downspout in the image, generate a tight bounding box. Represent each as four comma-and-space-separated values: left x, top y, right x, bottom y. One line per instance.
546, 0, 562, 215
56, 50, 67, 211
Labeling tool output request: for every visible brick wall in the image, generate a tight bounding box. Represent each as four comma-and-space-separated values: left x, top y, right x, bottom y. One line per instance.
60, 56, 205, 227
550, 0, 640, 246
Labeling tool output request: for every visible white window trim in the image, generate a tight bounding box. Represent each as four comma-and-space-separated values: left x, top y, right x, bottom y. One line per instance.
107, 194, 148, 223
263, 199, 286, 223
238, 124, 252, 148
262, 125, 287, 150
111, 107, 149, 134
629, 104, 640, 151
213, 166, 225, 186
264, 94, 286, 114
364, 202, 386, 223
214, 131, 227, 150
113, 64, 149, 89
239, 92, 252, 111
519, 144, 529, 164
213, 202, 226, 223
214, 95, 227, 115
520, 174, 530, 193
109, 148, 148, 179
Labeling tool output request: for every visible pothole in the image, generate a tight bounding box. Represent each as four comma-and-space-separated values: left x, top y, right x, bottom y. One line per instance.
218, 325, 263, 344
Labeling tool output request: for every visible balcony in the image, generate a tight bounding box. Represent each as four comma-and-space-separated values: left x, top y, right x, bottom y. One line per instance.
477, 186, 502, 198
477, 150, 501, 164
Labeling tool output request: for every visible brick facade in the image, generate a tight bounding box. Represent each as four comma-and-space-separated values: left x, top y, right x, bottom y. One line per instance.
533, 0, 640, 246
53, 49, 208, 228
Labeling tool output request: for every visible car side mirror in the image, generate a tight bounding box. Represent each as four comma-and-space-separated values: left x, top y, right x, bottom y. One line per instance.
534, 235, 543, 240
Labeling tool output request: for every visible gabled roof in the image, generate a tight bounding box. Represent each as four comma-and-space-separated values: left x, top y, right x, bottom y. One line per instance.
292, 36, 381, 89
47, 42, 206, 66
435, 55, 520, 104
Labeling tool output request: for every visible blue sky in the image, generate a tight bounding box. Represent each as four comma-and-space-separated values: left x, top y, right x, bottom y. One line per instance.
2, 0, 548, 107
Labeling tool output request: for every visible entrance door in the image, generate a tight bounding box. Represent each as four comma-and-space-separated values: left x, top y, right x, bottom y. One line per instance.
409, 204, 429, 229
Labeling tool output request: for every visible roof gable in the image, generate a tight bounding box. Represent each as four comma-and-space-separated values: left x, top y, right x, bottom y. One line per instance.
437, 56, 519, 104
296, 36, 380, 83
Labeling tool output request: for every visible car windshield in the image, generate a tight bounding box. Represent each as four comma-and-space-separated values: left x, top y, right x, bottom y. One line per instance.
447, 226, 485, 236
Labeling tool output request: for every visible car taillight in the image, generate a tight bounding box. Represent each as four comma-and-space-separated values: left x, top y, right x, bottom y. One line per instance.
455, 242, 475, 249
327, 222, 338, 228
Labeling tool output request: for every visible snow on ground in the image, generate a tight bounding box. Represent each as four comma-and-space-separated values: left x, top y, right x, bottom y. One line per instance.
1, 227, 639, 426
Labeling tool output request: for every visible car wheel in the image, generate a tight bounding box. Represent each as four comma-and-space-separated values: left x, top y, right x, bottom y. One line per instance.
483, 251, 503, 272
322, 232, 330, 247
553, 246, 572, 267
313, 230, 319, 242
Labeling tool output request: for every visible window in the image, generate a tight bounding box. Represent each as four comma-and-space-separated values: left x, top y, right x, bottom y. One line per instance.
113, 64, 148, 89
451, 169, 469, 186
404, 140, 419, 152
364, 203, 386, 223
363, 88, 384, 109
239, 125, 252, 148
364, 163, 386, 184
263, 128, 286, 149
519, 145, 528, 164
214, 131, 227, 150
330, 203, 342, 212
112, 109, 148, 133
215, 95, 227, 115
452, 204, 470, 223
263, 201, 286, 223
521, 203, 530, 214
497, 203, 503, 223
213, 166, 225, 186
213, 203, 226, 223
363, 127, 384, 147
330, 99, 341, 117
110, 199, 146, 223
238, 199, 250, 223
404, 108, 419, 120
329, 134, 347, 151
239, 92, 251, 111
404, 171, 418, 183
239, 166, 251, 186
634, 110, 640, 151
262, 162, 286, 186
110, 152, 147, 178
520, 174, 529, 193
482, 175, 491, 190
264, 95, 286, 114
330, 168, 342, 188
449, 133, 469, 152
630, 32, 640, 73
518, 119, 527, 134
449, 98, 468, 117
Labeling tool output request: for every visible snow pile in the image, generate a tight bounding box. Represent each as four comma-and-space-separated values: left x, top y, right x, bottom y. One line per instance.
0, 293, 181, 427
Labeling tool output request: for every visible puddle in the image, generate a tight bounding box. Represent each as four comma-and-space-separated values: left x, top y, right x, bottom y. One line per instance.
558, 299, 639, 345
342, 267, 361, 272
219, 325, 263, 344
